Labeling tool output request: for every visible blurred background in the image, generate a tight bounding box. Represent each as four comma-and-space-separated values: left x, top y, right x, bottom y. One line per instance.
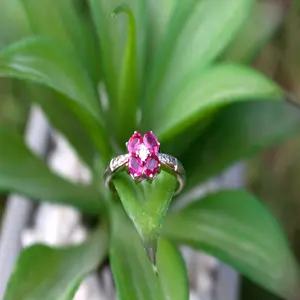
1, 0, 300, 300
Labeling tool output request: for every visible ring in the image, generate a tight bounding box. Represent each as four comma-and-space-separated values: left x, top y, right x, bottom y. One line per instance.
104, 131, 186, 195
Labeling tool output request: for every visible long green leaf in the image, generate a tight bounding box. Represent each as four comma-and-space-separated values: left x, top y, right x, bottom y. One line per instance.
163, 190, 300, 298
88, 0, 147, 110
0, 37, 99, 118
181, 101, 300, 192
157, 239, 189, 300
109, 208, 165, 300
146, 0, 175, 55
110, 209, 188, 300
144, 0, 253, 115
4, 226, 108, 300
21, 0, 100, 81
113, 5, 138, 142
0, 0, 29, 47
113, 171, 177, 264
223, 1, 287, 63
149, 64, 283, 141
0, 37, 112, 160
0, 128, 102, 214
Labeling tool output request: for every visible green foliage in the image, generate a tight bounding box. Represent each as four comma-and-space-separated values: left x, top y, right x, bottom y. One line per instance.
150, 64, 283, 141
163, 190, 300, 299
113, 4, 138, 142
0, 37, 112, 160
0, 128, 102, 214
157, 239, 189, 300
0, 0, 299, 299
223, 0, 287, 63
109, 208, 189, 300
182, 101, 300, 192
113, 171, 177, 263
144, 0, 254, 112
26, 86, 96, 168
4, 227, 107, 300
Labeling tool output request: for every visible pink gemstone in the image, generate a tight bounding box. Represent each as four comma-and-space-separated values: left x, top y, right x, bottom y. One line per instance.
127, 132, 143, 154
128, 154, 143, 177
144, 154, 160, 178
143, 131, 160, 154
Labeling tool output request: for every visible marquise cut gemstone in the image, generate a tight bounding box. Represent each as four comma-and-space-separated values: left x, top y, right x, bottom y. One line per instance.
143, 131, 160, 154
144, 154, 159, 178
127, 132, 143, 154
128, 155, 143, 177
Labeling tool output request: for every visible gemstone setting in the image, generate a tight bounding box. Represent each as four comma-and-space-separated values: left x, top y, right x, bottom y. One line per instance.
136, 144, 150, 162
126, 131, 161, 180
128, 154, 143, 177
143, 131, 160, 154
144, 154, 159, 178
127, 132, 143, 153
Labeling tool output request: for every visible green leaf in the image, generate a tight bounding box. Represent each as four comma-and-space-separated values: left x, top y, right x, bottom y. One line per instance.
144, 0, 253, 115
0, 37, 99, 118
0, 0, 29, 47
147, 0, 175, 54
223, 1, 287, 63
113, 171, 177, 264
21, 0, 100, 81
109, 208, 165, 300
110, 209, 188, 300
157, 239, 189, 300
163, 190, 300, 298
88, 0, 147, 109
4, 226, 108, 300
150, 64, 283, 141
0, 127, 102, 214
113, 5, 138, 142
181, 100, 300, 191
0, 37, 112, 160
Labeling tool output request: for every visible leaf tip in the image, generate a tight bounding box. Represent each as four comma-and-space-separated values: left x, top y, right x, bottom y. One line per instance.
146, 244, 157, 266
111, 4, 130, 18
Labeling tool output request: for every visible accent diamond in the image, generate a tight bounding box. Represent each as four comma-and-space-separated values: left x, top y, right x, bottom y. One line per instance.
137, 144, 150, 162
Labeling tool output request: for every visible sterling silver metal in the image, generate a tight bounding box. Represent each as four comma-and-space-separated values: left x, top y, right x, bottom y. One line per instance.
104, 153, 186, 195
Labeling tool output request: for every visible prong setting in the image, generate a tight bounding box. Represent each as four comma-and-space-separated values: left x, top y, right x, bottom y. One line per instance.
104, 146, 185, 195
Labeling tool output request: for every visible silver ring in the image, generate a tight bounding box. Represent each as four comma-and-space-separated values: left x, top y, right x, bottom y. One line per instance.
104, 131, 186, 195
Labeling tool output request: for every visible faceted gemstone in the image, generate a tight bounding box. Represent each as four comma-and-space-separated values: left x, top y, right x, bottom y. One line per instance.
137, 144, 150, 162
128, 154, 143, 177
127, 132, 143, 154
144, 154, 160, 178
143, 131, 160, 154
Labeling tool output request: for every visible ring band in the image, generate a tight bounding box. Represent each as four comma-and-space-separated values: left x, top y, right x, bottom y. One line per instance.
103, 131, 186, 195
104, 152, 186, 195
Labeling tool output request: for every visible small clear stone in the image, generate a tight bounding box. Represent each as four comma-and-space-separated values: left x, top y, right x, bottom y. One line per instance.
137, 144, 150, 162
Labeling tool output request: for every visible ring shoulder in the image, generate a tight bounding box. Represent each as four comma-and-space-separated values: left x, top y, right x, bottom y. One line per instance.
109, 154, 129, 172
158, 153, 179, 171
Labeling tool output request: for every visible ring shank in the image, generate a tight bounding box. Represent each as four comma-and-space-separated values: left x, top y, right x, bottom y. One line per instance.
157, 153, 185, 195
104, 153, 185, 195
